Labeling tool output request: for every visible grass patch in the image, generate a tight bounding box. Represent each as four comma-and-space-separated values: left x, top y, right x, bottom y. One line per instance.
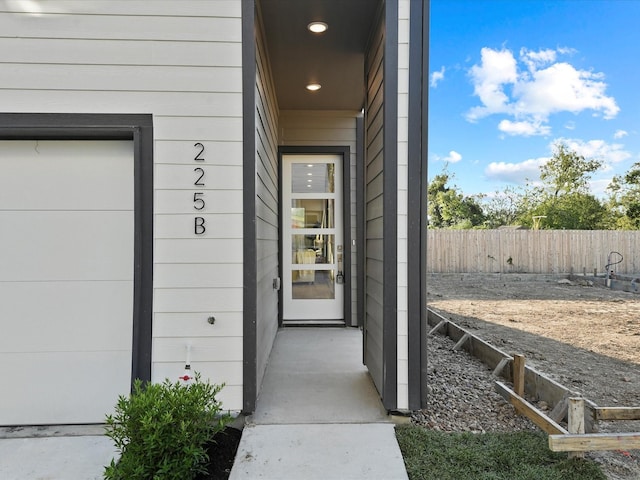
396, 425, 606, 480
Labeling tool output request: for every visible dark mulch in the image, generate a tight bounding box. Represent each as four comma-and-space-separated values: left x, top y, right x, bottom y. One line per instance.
196, 427, 243, 480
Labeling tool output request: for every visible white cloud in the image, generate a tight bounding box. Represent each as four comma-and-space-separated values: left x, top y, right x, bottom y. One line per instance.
590, 178, 613, 197
431, 150, 463, 163
444, 150, 462, 163
514, 62, 619, 119
613, 129, 628, 139
466, 48, 518, 121
430, 66, 445, 87
520, 47, 557, 71
466, 47, 619, 136
498, 119, 551, 137
554, 137, 631, 165
484, 157, 548, 184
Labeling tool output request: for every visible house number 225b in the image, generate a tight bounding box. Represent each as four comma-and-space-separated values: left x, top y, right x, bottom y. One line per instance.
193, 142, 206, 235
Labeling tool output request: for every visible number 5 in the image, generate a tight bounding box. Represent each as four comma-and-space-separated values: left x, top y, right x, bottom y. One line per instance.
193, 192, 205, 211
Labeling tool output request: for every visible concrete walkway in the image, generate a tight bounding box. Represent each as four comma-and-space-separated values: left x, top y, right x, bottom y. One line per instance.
229, 327, 409, 480
0, 425, 114, 480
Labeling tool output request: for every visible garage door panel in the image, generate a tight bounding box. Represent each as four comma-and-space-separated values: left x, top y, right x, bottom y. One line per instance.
0, 281, 133, 353
0, 139, 135, 425
0, 351, 131, 425
0, 140, 133, 211
0, 211, 134, 281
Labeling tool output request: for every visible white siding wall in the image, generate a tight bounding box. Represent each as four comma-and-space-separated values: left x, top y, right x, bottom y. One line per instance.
396, 0, 410, 411
279, 110, 360, 327
0, 1, 245, 410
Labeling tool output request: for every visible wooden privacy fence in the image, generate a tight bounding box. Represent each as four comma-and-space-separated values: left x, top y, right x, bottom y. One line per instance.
427, 230, 640, 275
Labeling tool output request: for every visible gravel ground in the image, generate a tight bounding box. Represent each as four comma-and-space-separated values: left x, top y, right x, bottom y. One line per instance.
416, 325, 640, 480
412, 331, 537, 433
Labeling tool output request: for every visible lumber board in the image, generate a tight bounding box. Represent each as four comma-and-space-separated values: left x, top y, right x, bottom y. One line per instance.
495, 381, 568, 435
568, 398, 585, 459
491, 357, 510, 378
428, 308, 599, 431
428, 320, 447, 335
595, 407, 640, 421
453, 333, 470, 351
549, 432, 640, 452
513, 354, 525, 397
549, 395, 569, 423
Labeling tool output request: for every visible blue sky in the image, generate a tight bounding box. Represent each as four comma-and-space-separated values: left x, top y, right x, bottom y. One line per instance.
428, 0, 640, 199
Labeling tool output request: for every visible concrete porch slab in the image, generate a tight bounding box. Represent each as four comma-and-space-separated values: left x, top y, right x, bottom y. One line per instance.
250, 327, 388, 424
229, 423, 408, 480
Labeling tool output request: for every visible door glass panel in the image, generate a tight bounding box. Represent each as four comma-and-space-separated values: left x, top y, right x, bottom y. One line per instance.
291, 235, 334, 265
290, 199, 334, 228
292, 270, 335, 299
291, 163, 335, 193
283, 154, 343, 321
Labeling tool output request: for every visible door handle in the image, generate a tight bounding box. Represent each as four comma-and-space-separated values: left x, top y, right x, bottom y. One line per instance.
337, 253, 344, 284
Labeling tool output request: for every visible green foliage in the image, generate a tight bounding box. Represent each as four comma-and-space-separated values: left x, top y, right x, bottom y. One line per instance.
521, 192, 607, 230
396, 426, 606, 480
606, 161, 640, 229
540, 143, 603, 198
426, 144, 640, 230
482, 185, 528, 228
513, 143, 607, 229
428, 167, 486, 229
104, 376, 231, 480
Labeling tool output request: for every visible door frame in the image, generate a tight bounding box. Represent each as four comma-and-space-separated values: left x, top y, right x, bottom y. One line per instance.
0, 113, 154, 389
278, 146, 351, 327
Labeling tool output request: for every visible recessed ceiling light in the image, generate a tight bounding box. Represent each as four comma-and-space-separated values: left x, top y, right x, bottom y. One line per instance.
306, 83, 321, 92
308, 22, 328, 34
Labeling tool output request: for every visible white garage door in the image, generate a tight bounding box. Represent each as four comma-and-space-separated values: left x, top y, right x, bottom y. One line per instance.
0, 140, 134, 425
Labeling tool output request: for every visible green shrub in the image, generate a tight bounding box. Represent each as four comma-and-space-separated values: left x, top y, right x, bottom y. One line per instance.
104, 375, 231, 480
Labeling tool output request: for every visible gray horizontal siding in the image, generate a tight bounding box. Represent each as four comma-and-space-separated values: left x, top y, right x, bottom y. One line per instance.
254, 5, 280, 397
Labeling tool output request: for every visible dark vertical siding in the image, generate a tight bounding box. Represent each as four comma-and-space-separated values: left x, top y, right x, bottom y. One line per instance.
407, 0, 428, 410
242, 0, 257, 413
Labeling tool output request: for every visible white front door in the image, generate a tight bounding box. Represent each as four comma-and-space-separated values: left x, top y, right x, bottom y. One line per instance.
282, 154, 344, 321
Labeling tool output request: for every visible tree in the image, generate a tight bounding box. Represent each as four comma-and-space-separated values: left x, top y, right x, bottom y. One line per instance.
539, 142, 603, 198
482, 185, 527, 228
606, 161, 640, 229
427, 167, 485, 229
526, 192, 607, 229
517, 143, 607, 229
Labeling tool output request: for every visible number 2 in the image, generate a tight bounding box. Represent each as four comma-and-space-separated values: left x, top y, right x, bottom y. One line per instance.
194, 142, 205, 161
194, 167, 205, 186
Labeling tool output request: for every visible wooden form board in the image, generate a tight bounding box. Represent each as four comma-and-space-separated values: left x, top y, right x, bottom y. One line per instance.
427, 309, 597, 432
495, 382, 568, 435
428, 310, 640, 454
549, 432, 640, 452
594, 407, 640, 421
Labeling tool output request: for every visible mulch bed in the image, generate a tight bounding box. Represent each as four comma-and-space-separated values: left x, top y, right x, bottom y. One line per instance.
196, 427, 242, 480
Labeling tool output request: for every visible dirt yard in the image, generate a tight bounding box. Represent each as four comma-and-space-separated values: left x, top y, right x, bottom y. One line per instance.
426, 274, 640, 479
